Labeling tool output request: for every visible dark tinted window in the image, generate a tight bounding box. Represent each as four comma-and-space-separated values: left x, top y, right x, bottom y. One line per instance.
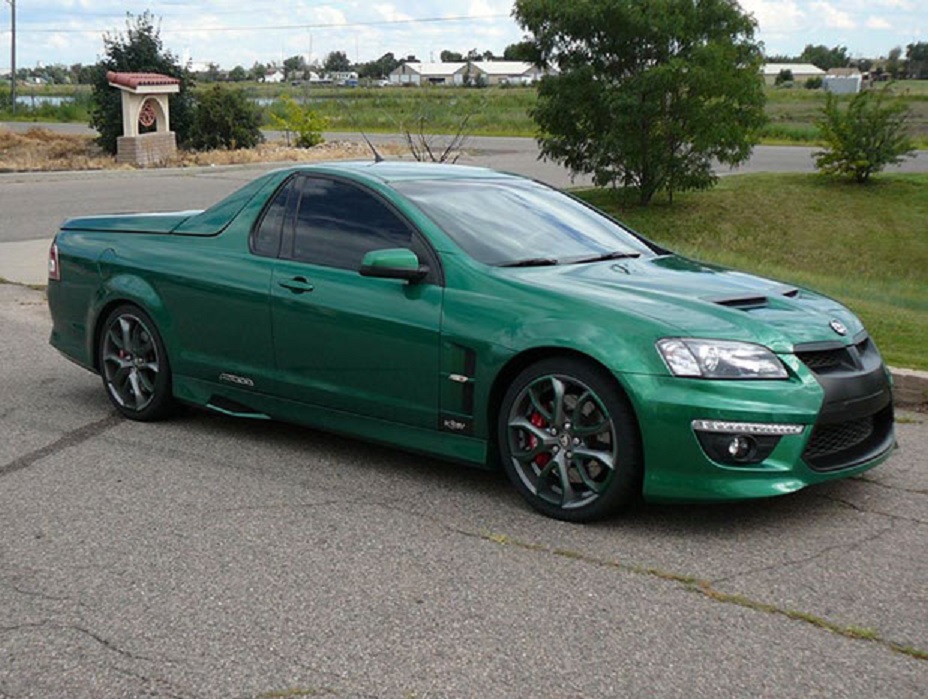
291, 178, 414, 270
251, 179, 295, 257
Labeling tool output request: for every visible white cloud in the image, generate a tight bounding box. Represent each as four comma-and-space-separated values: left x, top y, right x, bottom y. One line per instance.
810, 2, 857, 30
866, 17, 893, 30
5, 1, 922, 70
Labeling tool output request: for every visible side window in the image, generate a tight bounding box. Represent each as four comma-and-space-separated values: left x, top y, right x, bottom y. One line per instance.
251, 179, 295, 257
291, 178, 416, 271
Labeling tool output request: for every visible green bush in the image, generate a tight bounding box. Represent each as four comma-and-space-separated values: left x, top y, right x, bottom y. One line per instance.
267, 95, 327, 148
775, 68, 794, 86
814, 86, 916, 182
189, 85, 264, 150
804, 76, 823, 90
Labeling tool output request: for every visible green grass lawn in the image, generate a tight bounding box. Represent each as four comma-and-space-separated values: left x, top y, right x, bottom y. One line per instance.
576, 173, 928, 370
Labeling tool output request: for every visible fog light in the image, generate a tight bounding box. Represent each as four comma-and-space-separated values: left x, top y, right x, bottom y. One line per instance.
691, 420, 803, 466
727, 435, 756, 461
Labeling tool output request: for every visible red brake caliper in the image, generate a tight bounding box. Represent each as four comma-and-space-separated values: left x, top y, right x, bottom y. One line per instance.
530, 412, 551, 467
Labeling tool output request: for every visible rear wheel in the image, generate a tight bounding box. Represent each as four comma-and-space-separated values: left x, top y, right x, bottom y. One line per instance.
98, 304, 176, 421
499, 358, 642, 522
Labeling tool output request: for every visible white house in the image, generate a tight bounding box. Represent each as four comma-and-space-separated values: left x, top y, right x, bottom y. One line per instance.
390, 60, 549, 86
471, 61, 548, 85
389, 62, 468, 86
761, 63, 825, 86
824, 68, 863, 94
263, 69, 285, 84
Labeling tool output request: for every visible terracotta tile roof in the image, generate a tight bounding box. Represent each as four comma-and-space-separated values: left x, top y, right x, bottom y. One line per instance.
106, 71, 181, 89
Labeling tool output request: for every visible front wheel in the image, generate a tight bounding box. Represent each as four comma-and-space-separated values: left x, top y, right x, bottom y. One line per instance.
498, 358, 642, 522
98, 304, 176, 421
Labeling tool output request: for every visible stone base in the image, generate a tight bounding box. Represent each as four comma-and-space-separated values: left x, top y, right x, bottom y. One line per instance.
116, 132, 177, 166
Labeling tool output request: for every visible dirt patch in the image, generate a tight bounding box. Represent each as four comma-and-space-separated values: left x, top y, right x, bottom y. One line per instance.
0, 127, 406, 172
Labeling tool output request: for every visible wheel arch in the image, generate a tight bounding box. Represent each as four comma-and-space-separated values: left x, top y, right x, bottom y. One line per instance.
89, 275, 170, 372
485, 347, 644, 471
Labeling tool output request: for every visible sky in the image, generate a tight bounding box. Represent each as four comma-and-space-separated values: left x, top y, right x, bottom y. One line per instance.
0, 0, 925, 73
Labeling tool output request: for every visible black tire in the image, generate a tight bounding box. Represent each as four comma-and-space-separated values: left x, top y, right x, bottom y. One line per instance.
498, 357, 642, 522
98, 304, 176, 421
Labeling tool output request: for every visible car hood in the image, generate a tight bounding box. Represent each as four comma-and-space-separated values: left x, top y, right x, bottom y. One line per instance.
513, 255, 864, 353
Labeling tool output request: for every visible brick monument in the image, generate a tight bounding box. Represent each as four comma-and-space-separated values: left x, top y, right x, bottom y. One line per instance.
106, 71, 180, 166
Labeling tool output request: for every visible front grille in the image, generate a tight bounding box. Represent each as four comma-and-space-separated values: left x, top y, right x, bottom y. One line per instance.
796, 348, 849, 371
796, 337, 875, 375
804, 418, 874, 461
803, 405, 894, 472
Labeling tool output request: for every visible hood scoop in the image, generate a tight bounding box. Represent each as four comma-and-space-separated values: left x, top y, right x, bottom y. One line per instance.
709, 287, 801, 311
710, 295, 770, 310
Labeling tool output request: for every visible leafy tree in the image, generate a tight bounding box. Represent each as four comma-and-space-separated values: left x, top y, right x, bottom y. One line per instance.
323, 51, 351, 73
267, 95, 328, 148
228, 65, 248, 82
283, 54, 307, 80
188, 85, 264, 151
906, 42, 928, 79
357, 52, 399, 79
886, 47, 904, 79
799, 44, 849, 70
90, 11, 194, 154
514, 0, 766, 205
249, 62, 268, 82
503, 40, 537, 62
814, 86, 916, 183
440, 50, 464, 63
203, 62, 222, 82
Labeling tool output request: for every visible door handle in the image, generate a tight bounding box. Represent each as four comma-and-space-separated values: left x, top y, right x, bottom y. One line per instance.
278, 276, 315, 293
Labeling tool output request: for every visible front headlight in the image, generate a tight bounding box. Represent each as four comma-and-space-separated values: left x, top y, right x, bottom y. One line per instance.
656, 338, 788, 380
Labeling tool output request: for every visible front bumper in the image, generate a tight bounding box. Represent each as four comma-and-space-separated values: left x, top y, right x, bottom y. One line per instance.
622, 337, 895, 503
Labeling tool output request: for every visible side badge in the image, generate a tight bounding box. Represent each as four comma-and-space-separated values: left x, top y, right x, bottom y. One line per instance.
829, 320, 848, 336
219, 372, 255, 387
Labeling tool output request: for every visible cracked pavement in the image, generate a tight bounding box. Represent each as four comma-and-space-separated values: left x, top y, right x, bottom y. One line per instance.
1, 283, 927, 698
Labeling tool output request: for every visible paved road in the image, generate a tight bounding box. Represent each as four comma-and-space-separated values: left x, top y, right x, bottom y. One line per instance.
1, 283, 927, 696
2, 121, 927, 247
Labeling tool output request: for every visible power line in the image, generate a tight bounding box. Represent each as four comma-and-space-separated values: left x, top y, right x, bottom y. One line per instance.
0, 13, 511, 35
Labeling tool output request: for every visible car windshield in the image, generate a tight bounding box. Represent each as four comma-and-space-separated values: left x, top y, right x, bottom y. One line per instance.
394, 178, 657, 266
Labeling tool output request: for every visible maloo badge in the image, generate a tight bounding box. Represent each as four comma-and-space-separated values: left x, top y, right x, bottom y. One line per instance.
829, 320, 848, 336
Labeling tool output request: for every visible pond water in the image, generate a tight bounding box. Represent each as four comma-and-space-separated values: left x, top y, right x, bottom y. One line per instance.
15, 95, 74, 107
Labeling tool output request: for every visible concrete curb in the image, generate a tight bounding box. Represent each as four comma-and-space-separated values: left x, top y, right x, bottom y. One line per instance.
890, 367, 928, 410
1, 238, 926, 409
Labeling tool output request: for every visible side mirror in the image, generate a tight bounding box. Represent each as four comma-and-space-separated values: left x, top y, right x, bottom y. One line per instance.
359, 248, 429, 283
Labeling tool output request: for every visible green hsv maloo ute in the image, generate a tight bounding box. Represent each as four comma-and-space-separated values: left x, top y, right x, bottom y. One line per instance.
47, 162, 896, 521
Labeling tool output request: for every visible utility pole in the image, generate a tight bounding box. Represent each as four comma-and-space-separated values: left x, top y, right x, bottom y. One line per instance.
5, 0, 13, 113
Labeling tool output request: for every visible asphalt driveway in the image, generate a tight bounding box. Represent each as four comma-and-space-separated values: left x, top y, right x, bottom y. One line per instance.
1, 284, 926, 697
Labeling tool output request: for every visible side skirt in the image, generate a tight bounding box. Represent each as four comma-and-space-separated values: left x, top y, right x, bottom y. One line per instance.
173, 375, 490, 468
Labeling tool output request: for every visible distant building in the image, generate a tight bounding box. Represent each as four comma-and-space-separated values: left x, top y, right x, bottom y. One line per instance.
389, 61, 550, 87
263, 69, 285, 84
761, 63, 825, 86
824, 68, 863, 94
471, 61, 548, 85
390, 62, 468, 86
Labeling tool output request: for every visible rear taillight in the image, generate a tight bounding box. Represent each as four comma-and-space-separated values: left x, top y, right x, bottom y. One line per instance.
48, 241, 61, 281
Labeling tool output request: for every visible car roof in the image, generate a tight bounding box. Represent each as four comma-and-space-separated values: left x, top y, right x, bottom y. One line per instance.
286, 160, 526, 185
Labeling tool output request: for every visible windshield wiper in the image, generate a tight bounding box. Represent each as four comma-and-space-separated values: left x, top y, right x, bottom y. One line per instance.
497, 257, 560, 268
565, 251, 642, 265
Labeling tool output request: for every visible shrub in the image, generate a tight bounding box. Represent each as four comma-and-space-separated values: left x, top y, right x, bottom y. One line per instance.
189, 85, 264, 150
775, 68, 794, 86
804, 76, 823, 90
267, 95, 327, 148
814, 86, 916, 183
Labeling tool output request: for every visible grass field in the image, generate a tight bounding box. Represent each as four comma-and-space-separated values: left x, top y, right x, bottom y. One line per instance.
576, 173, 928, 370
5, 81, 928, 144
